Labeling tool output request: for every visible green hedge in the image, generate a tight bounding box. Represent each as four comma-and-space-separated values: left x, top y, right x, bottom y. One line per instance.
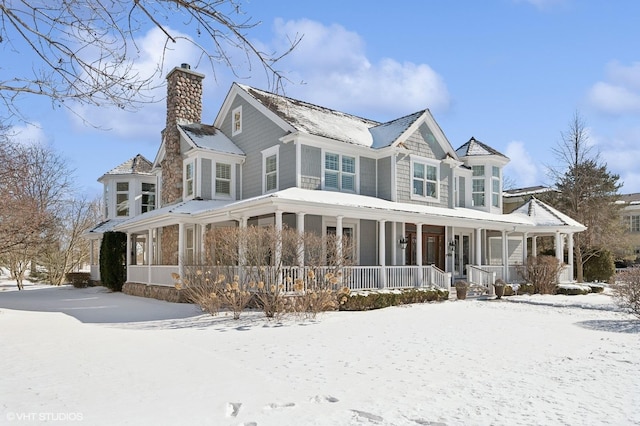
339, 288, 448, 311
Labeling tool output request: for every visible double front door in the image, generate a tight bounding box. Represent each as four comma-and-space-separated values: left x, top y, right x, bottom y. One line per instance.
405, 225, 445, 270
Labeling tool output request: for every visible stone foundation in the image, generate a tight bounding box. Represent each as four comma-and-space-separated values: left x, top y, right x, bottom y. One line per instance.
123, 282, 189, 303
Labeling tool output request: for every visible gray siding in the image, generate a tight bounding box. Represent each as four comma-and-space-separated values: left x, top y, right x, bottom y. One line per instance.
458, 176, 466, 207
359, 219, 377, 265
395, 123, 449, 208
377, 157, 392, 201
359, 157, 376, 197
220, 96, 291, 199
301, 145, 321, 190
201, 158, 212, 199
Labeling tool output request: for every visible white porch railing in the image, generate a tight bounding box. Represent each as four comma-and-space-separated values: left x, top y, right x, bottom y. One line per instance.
467, 265, 496, 295
558, 265, 572, 283
129, 264, 453, 291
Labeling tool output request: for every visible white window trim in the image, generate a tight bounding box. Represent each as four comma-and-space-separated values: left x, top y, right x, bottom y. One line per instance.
184, 160, 195, 200
262, 145, 279, 194
409, 154, 440, 202
322, 217, 360, 263
115, 180, 130, 217
321, 149, 359, 193
232, 106, 242, 136
491, 166, 501, 208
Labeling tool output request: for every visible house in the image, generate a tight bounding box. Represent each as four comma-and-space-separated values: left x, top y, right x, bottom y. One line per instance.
85, 63, 586, 300
617, 193, 640, 264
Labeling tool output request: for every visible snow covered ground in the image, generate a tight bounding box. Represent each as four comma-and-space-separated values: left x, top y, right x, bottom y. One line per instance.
1, 281, 639, 426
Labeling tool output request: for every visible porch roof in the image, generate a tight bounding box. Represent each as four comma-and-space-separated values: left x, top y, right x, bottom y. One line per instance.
114, 188, 586, 234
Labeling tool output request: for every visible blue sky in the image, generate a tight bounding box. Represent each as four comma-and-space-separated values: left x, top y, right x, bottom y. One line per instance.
6, 0, 640, 197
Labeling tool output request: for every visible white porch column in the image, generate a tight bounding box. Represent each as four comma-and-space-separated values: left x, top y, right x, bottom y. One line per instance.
555, 231, 563, 263
567, 233, 574, 281
475, 228, 482, 265
275, 211, 283, 267
89, 240, 94, 265
126, 232, 132, 283
378, 220, 387, 288
336, 215, 343, 261
178, 223, 185, 280
502, 230, 508, 282
416, 223, 423, 267
297, 213, 305, 267
532, 236, 538, 258
391, 221, 397, 265
522, 232, 528, 263
200, 224, 207, 264
147, 228, 153, 284
239, 217, 248, 266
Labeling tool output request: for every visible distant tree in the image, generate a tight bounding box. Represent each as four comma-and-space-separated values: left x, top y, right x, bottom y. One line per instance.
40, 196, 102, 285
548, 112, 624, 282
0, 1, 300, 121
0, 140, 73, 289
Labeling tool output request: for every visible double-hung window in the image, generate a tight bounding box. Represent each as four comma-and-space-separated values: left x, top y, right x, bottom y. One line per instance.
215, 163, 231, 197
491, 166, 501, 208
185, 162, 194, 197
262, 146, 279, 193
631, 216, 640, 233
472, 165, 485, 207
116, 182, 129, 216
232, 106, 242, 136
141, 182, 156, 213
324, 152, 356, 192
411, 156, 439, 200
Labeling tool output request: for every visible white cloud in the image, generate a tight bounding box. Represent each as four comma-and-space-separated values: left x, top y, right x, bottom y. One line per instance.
598, 127, 640, 193
7, 122, 48, 145
587, 61, 640, 115
272, 19, 450, 119
503, 141, 541, 188
69, 26, 203, 140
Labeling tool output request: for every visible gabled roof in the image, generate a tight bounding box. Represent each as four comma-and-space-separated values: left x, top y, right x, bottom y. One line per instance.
456, 137, 508, 159
99, 154, 153, 181
618, 193, 640, 205
236, 84, 380, 147
508, 197, 585, 231
216, 83, 458, 156
179, 123, 244, 156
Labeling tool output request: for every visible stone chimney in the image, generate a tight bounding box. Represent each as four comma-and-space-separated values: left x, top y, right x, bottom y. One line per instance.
161, 63, 205, 205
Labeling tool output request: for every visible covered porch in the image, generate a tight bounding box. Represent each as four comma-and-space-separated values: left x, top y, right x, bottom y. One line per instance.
112, 188, 585, 295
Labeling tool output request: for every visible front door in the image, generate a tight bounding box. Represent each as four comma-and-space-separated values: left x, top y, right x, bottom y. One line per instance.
405, 225, 445, 270
453, 233, 471, 278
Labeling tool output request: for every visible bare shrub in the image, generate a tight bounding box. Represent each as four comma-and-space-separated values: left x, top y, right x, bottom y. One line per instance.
612, 268, 640, 319
517, 255, 563, 294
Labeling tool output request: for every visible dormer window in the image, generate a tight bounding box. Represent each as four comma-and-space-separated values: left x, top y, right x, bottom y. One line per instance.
472, 165, 485, 207
232, 106, 242, 136
492, 166, 501, 208
410, 155, 439, 200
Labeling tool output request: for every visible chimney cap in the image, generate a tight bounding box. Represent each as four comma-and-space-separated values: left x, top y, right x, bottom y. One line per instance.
181, 63, 191, 70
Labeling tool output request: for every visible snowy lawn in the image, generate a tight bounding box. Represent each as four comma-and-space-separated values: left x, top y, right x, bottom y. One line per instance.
1, 282, 639, 426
